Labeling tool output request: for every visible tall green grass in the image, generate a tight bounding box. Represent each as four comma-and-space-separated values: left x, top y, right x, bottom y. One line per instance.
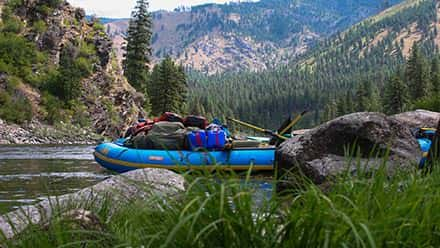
5, 160, 440, 247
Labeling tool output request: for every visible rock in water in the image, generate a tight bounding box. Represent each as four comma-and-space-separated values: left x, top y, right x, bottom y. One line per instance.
0, 169, 185, 239
393, 110, 440, 129
276, 112, 421, 191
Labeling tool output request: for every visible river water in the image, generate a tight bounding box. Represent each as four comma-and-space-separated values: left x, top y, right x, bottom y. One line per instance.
0, 145, 274, 214
0, 145, 110, 213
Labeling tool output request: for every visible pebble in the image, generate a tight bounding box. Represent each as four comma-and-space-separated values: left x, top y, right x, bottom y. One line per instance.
0, 118, 99, 145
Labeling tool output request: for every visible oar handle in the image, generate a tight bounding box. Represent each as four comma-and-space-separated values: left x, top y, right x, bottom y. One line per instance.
279, 110, 308, 135
227, 118, 287, 140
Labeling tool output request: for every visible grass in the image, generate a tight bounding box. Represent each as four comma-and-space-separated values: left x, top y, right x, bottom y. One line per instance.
3, 159, 440, 247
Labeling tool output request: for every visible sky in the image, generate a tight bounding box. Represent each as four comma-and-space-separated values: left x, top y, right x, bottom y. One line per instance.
68, 0, 246, 18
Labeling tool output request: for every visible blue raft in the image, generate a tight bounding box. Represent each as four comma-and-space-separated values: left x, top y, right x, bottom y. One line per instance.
94, 128, 437, 173
94, 139, 275, 173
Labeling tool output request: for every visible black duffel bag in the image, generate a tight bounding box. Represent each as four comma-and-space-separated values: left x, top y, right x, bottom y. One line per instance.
184, 115, 208, 130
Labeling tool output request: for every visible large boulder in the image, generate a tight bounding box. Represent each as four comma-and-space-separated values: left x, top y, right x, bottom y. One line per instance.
0, 168, 185, 239
276, 112, 422, 191
393, 110, 440, 129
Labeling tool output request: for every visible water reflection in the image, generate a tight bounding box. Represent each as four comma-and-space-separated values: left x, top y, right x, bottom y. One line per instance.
0, 145, 109, 213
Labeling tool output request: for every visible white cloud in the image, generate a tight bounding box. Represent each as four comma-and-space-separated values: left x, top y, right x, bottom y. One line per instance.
67, 0, 250, 18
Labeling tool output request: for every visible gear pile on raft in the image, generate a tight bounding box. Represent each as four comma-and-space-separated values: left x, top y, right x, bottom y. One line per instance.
94, 111, 438, 174
94, 111, 302, 173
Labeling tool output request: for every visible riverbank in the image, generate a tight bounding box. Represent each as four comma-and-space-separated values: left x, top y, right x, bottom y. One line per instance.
0, 119, 103, 145
4, 163, 440, 247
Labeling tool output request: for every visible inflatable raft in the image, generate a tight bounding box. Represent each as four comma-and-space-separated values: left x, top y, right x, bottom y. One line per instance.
94, 139, 275, 173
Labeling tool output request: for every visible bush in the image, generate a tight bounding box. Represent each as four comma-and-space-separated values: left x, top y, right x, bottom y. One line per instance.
413, 95, 440, 112
69, 100, 91, 127
0, 33, 39, 77
32, 20, 47, 33
41, 92, 66, 124
0, 91, 33, 124
2, 17, 24, 34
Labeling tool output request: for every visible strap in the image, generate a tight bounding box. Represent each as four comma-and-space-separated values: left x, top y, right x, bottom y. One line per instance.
195, 132, 203, 147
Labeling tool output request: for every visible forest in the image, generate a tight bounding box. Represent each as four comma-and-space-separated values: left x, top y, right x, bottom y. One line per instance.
187, 0, 439, 129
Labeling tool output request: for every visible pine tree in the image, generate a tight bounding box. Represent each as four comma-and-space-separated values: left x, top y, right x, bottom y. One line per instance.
368, 85, 382, 112
149, 56, 188, 115
383, 72, 410, 114
123, 0, 152, 92
355, 81, 370, 112
431, 56, 440, 95
406, 43, 431, 101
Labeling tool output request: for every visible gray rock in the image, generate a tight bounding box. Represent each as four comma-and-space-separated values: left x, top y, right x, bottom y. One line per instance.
276, 112, 421, 191
0, 168, 185, 239
393, 110, 440, 129
74, 8, 85, 20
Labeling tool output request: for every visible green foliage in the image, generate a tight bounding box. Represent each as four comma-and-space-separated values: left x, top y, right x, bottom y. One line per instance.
69, 100, 92, 127
0, 33, 43, 80
32, 20, 47, 33
383, 71, 410, 114
0, 77, 33, 124
406, 43, 431, 101
44, 42, 95, 103
0, 0, 99, 126
149, 57, 188, 115
187, 0, 437, 128
123, 0, 153, 93
92, 21, 105, 32
41, 92, 66, 124
413, 95, 440, 112
33, 0, 63, 17
5, 0, 23, 10
8, 159, 440, 247
1, 16, 24, 33
0, 94, 33, 124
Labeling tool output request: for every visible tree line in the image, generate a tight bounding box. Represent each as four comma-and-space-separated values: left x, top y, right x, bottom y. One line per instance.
187, 0, 439, 129
324, 43, 440, 121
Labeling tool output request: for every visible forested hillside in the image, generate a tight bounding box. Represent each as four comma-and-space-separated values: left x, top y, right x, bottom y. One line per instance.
187, 0, 440, 129
0, 0, 145, 137
106, 0, 402, 74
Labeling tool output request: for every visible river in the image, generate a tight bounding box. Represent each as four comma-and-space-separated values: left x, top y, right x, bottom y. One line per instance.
0, 145, 274, 214
0, 145, 110, 213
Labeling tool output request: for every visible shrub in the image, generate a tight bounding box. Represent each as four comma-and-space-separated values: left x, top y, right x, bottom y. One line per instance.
413, 95, 440, 112
69, 100, 91, 127
0, 91, 33, 124
0, 33, 39, 77
1, 17, 24, 33
92, 22, 105, 32
32, 20, 47, 33
41, 92, 66, 124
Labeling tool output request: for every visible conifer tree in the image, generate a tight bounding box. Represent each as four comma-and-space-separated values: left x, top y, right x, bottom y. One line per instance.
406, 43, 431, 101
355, 81, 370, 112
383, 72, 410, 114
431, 56, 440, 95
123, 0, 152, 92
149, 56, 188, 115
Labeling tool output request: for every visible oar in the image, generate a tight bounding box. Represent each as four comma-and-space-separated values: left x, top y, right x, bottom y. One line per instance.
227, 118, 288, 141
279, 110, 308, 136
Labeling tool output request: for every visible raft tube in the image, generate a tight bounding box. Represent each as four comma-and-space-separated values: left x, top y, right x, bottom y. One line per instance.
94, 140, 275, 173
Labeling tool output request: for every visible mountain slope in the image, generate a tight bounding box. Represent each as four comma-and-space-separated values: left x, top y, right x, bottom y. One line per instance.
298, 0, 438, 73
187, 0, 439, 129
105, 0, 402, 74
0, 0, 145, 138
